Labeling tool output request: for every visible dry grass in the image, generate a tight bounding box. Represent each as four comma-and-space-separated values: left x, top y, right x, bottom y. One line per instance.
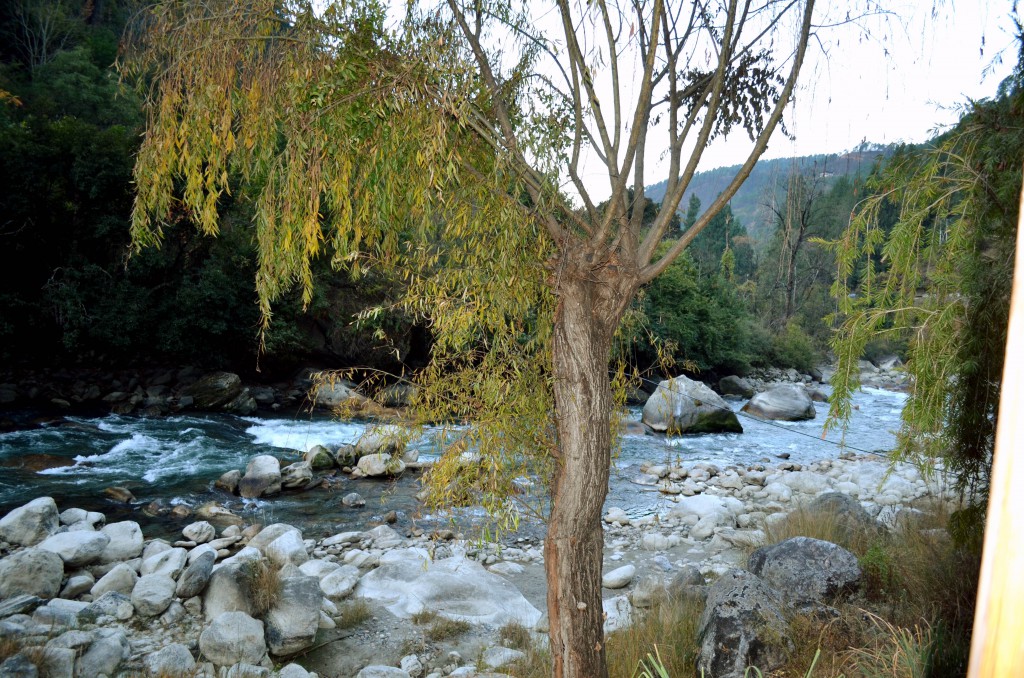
411, 609, 439, 625
426, 617, 471, 641
0, 637, 21, 664
335, 600, 372, 629
498, 621, 534, 651
242, 558, 282, 616
605, 593, 705, 678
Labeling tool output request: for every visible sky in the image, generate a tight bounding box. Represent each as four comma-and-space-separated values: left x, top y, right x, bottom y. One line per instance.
556, 0, 1022, 198
691, 0, 1020, 169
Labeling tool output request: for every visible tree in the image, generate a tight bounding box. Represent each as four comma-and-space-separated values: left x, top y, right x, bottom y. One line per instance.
826, 37, 1024, 517
126, 1, 820, 675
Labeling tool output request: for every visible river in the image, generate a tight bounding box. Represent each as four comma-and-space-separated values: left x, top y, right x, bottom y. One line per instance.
0, 387, 906, 539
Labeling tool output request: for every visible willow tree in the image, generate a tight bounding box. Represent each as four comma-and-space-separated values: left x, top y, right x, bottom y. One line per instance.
127, 1, 818, 675
826, 46, 1024, 522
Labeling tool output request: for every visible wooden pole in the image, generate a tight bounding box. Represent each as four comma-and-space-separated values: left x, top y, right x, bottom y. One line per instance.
967, 175, 1024, 676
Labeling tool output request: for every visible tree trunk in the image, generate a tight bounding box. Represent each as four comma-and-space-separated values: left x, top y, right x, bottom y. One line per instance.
546, 272, 618, 678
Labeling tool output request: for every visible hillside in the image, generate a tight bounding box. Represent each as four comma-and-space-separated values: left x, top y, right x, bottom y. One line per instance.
646, 144, 894, 244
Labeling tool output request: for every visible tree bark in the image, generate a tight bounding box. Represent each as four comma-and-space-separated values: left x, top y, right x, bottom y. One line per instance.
546, 264, 623, 678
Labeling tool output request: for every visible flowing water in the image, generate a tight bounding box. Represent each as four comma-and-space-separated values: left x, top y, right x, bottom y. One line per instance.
0, 387, 906, 540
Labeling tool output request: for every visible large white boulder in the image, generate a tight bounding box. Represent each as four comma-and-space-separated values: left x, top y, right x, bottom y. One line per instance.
355, 550, 541, 627
239, 455, 282, 499
642, 376, 743, 434
0, 497, 58, 546
37, 530, 110, 566
741, 384, 816, 421
199, 611, 266, 667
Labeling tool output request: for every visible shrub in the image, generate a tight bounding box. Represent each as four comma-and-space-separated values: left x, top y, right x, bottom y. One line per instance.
241, 558, 281, 616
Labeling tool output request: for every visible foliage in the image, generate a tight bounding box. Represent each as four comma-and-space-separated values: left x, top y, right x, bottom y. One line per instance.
825, 39, 1024, 503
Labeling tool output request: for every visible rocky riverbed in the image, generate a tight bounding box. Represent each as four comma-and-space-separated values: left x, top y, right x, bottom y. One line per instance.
0, 361, 923, 677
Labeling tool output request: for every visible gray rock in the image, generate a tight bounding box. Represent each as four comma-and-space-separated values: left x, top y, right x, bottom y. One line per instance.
741, 385, 816, 421
601, 564, 635, 589
60, 573, 95, 599
265, 530, 309, 568
629, 574, 667, 608
319, 564, 360, 599
0, 654, 38, 678
46, 629, 96, 651
239, 455, 282, 499
0, 497, 58, 546
98, 521, 143, 563
37, 530, 110, 567
354, 426, 406, 458
58, 508, 88, 526
75, 630, 129, 678
203, 563, 254, 620
0, 548, 64, 599
182, 372, 244, 409
81, 592, 135, 622
747, 537, 862, 605
183, 520, 216, 544
224, 664, 271, 678
247, 523, 302, 552
141, 546, 188, 578
304, 445, 336, 470
719, 375, 755, 399
668, 565, 704, 594
199, 611, 266, 666
482, 647, 526, 669
90, 563, 138, 598
279, 664, 313, 678
356, 668, 410, 678
356, 453, 405, 477
697, 569, 792, 678
145, 643, 196, 676
807, 493, 877, 536
642, 376, 743, 434
342, 492, 365, 507
215, 469, 242, 494
177, 549, 216, 598
0, 594, 42, 617
131, 574, 176, 616
312, 381, 366, 410
281, 461, 314, 489
34, 646, 75, 678
264, 574, 321, 656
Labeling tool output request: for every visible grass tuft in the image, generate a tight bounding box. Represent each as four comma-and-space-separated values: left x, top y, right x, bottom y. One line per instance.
242, 558, 282, 616
426, 617, 471, 641
498, 621, 533, 651
335, 600, 372, 629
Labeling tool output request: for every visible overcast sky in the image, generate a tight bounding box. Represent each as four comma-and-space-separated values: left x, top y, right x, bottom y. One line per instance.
703, 0, 1019, 169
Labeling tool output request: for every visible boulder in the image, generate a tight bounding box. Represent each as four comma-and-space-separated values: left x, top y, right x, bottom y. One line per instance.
642, 376, 743, 434
91, 563, 139, 598
182, 372, 244, 409
355, 453, 406, 477
265, 530, 309, 568
741, 385, 816, 421
0, 654, 38, 678
304, 445, 336, 470
0, 548, 64, 599
37, 530, 110, 567
141, 547, 188, 579
61, 573, 95, 599
145, 643, 196, 676
355, 426, 407, 458
248, 524, 303, 552
281, 461, 314, 489
355, 551, 541, 627
177, 549, 216, 598
629, 574, 667, 608
98, 521, 144, 563
239, 455, 282, 498
183, 521, 216, 544
203, 563, 254, 620
747, 537, 862, 605
131, 574, 176, 617
0, 497, 58, 546
215, 470, 242, 494
807, 492, 877, 536
199, 611, 267, 667
356, 668, 410, 678
264, 574, 322, 656
81, 592, 135, 622
75, 629, 130, 678
719, 375, 755, 399
311, 380, 367, 410
696, 569, 792, 678
319, 564, 361, 599
601, 564, 635, 589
